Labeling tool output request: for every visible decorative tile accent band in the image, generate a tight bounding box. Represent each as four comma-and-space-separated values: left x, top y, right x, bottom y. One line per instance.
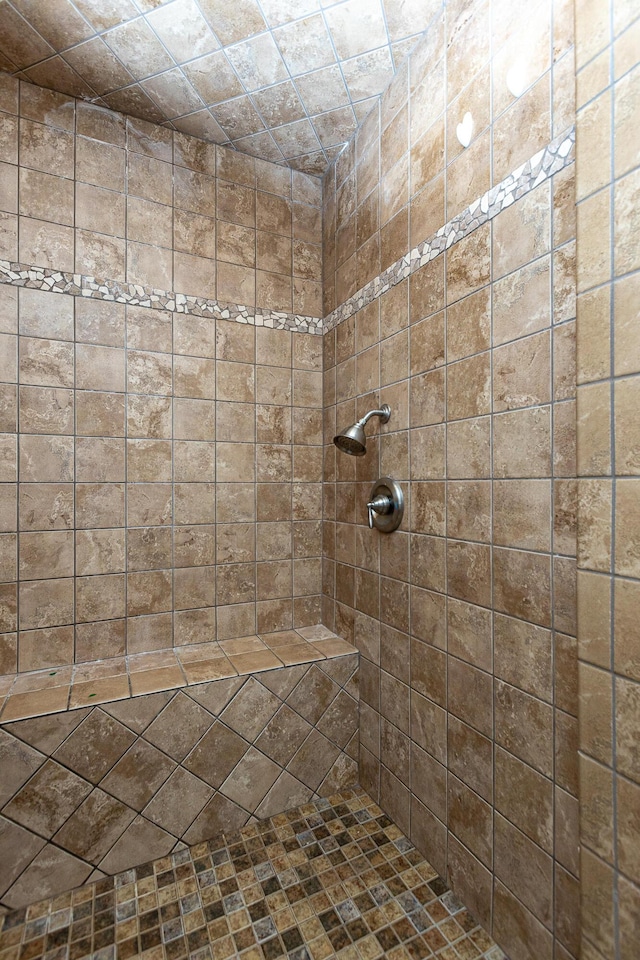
0, 261, 324, 336
0, 656, 359, 910
0, 129, 573, 339
324, 127, 576, 332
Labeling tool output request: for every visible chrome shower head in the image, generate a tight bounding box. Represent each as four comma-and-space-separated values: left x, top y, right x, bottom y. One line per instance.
334, 422, 367, 456
333, 404, 391, 456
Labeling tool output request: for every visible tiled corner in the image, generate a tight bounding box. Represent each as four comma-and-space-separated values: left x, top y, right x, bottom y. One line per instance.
320, 3, 580, 960
0, 2, 442, 175
575, 2, 640, 958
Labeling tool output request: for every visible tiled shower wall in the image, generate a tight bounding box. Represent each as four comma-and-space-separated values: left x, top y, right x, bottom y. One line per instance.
0, 73, 325, 673
575, 2, 640, 958
0, 72, 323, 312
322, 2, 579, 959
322, 0, 575, 316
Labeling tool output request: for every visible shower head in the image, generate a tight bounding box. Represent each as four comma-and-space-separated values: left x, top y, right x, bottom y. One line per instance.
333, 404, 391, 456
334, 422, 367, 456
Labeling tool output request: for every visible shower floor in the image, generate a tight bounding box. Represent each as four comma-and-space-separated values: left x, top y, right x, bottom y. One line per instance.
0, 788, 506, 960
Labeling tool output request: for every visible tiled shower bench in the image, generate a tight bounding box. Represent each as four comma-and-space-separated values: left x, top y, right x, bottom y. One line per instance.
0, 627, 359, 911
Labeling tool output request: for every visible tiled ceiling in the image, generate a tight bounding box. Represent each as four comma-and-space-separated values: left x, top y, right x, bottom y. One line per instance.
0, 0, 438, 175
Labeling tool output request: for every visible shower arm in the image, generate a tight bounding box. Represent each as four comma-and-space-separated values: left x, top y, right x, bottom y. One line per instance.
356, 404, 391, 428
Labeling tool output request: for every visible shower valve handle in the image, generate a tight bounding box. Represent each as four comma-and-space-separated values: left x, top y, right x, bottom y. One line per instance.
367, 477, 404, 533
367, 493, 392, 529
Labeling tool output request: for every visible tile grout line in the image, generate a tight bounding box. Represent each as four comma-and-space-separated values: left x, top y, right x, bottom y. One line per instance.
0, 128, 574, 348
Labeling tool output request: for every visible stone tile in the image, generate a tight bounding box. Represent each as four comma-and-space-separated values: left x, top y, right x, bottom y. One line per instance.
317, 689, 359, 748
100, 691, 173, 733
52, 788, 136, 864
99, 739, 175, 811
219, 746, 281, 812
259, 663, 309, 700
0, 816, 46, 899
3, 844, 91, 911
185, 676, 246, 715
142, 767, 212, 837
143, 691, 214, 762
53, 710, 136, 783
286, 664, 341, 725
254, 771, 313, 819
254, 704, 313, 767
0, 729, 44, 806
182, 793, 249, 846
219, 678, 281, 742
287, 729, 341, 791
97, 815, 175, 876
2, 759, 92, 838
183, 720, 249, 788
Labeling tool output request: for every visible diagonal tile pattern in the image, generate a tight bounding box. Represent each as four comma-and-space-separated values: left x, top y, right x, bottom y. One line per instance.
0, 0, 442, 174
0, 788, 508, 960
0, 655, 359, 910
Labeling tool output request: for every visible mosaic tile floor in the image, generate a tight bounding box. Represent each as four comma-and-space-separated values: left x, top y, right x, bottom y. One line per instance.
0, 788, 507, 960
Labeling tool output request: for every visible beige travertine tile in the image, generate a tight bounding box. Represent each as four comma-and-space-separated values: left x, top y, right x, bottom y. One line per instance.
494, 70, 552, 180
576, 188, 611, 292
493, 407, 552, 478
493, 182, 551, 277
20, 120, 74, 179
19, 337, 74, 389
580, 752, 614, 861
448, 352, 491, 421
17, 289, 72, 343
1, 684, 70, 722
76, 437, 125, 483
0, 210, 17, 260
612, 273, 640, 377
19, 531, 74, 581
69, 675, 130, 709
447, 416, 491, 479
129, 665, 185, 697
579, 662, 613, 766
19, 386, 74, 436
614, 169, 640, 276
577, 286, 610, 385
229, 648, 283, 675
494, 547, 552, 627
578, 479, 613, 573
126, 306, 172, 355
76, 137, 125, 193
494, 480, 552, 552
446, 481, 491, 544
76, 391, 125, 438
615, 479, 640, 579
20, 169, 73, 227
576, 90, 612, 200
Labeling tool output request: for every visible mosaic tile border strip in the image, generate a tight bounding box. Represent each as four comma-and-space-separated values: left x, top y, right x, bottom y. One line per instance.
0, 656, 359, 911
324, 127, 576, 332
0, 788, 508, 960
0, 262, 324, 336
